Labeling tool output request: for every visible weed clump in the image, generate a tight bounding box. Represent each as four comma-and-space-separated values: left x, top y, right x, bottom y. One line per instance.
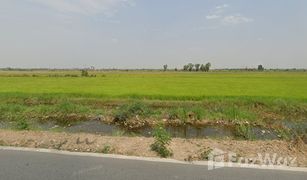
234, 124, 254, 140
199, 148, 213, 160
16, 118, 29, 130
114, 102, 150, 123
99, 144, 114, 154
150, 124, 172, 158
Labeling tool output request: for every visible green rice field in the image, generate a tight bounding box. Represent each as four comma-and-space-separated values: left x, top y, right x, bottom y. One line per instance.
0, 70, 306, 140
0, 71, 307, 100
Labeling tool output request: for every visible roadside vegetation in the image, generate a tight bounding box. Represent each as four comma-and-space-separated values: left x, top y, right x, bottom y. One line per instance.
0, 96, 306, 140
0, 70, 306, 141
151, 123, 173, 158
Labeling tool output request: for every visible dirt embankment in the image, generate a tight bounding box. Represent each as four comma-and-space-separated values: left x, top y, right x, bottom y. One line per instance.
0, 129, 306, 167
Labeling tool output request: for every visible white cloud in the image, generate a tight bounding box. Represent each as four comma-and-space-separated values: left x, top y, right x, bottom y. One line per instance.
213, 4, 229, 14
222, 14, 253, 25
28, 0, 134, 16
216, 4, 229, 9
206, 15, 220, 20
205, 4, 253, 26
206, 4, 228, 20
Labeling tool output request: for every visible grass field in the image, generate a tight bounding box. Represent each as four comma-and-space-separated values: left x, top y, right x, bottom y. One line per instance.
0, 71, 307, 100
0, 70, 306, 140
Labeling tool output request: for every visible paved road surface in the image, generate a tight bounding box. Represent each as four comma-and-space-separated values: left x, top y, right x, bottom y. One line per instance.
0, 149, 306, 180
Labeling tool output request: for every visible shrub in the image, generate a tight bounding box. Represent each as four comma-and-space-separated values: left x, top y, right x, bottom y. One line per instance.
168, 108, 187, 121
234, 124, 254, 140
114, 102, 150, 122
100, 145, 113, 154
81, 70, 89, 77
199, 148, 213, 160
16, 118, 29, 130
190, 107, 204, 120
150, 124, 172, 158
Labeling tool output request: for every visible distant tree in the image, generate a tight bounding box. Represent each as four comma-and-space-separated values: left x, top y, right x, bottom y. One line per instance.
204, 62, 211, 72
183, 65, 188, 71
195, 64, 200, 71
187, 63, 194, 71
81, 70, 89, 77
258, 65, 264, 71
163, 64, 168, 71
174, 68, 178, 71
200, 64, 206, 72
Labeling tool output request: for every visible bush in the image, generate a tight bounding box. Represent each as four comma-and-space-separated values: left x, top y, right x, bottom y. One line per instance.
234, 124, 254, 140
199, 148, 213, 160
114, 102, 150, 122
16, 118, 29, 130
100, 145, 113, 154
81, 70, 89, 77
168, 108, 187, 121
150, 124, 172, 158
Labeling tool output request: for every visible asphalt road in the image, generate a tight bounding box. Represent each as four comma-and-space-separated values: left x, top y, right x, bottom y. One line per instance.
0, 149, 306, 180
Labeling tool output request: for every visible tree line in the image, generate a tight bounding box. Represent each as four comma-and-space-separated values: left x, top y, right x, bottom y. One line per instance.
163, 63, 268, 72
163, 63, 211, 72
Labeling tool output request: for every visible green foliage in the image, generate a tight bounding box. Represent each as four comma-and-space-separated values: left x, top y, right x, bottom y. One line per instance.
150, 124, 173, 158
114, 102, 150, 122
187, 63, 194, 71
81, 70, 89, 77
223, 106, 256, 121
163, 64, 168, 71
16, 118, 29, 130
200, 64, 205, 71
183, 65, 188, 71
199, 148, 213, 160
258, 65, 264, 71
168, 107, 205, 121
275, 128, 291, 140
234, 124, 254, 140
205, 63, 211, 72
168, 108, 187, 120
100, 145, 113, 154
195, 64, 200, 71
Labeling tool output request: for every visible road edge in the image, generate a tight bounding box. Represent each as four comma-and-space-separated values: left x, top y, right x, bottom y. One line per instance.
1, 146, 306, 172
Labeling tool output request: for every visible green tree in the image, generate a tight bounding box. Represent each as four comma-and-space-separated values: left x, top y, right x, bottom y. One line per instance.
195, 64, 200, 71
150, 124, 172, 158
258, 65, 264, 71
187, 63, 194, 71
183, 65, 188, 71
163, 64, 168, 71
200, 64, 206, 72
81, 70, 89, 77
204, 62, 211, 72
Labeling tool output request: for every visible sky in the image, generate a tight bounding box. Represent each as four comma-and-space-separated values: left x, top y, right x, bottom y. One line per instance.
0, 0, 307, 69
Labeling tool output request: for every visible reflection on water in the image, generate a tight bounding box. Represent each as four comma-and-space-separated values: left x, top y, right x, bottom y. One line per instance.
35, 119, 306, 140
58, 120, 234, 138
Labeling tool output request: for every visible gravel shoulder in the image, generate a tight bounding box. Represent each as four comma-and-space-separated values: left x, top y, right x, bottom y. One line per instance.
0, 129, 306, 167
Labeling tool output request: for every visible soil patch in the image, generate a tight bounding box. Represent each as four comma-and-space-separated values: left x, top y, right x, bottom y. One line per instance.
0, 129, 306, 167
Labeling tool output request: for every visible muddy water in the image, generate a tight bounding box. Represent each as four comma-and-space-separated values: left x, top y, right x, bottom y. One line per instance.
281, 120, 307, 134
65, 120, 121, 135
32, 118, 307, 139
37, 120, 286, 139
61, 120, 233, 138
138, 125, 234, 138
250, 127, 279, 140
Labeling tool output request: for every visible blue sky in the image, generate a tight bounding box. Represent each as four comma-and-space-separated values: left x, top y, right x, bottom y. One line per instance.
0, 0, 306, 69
